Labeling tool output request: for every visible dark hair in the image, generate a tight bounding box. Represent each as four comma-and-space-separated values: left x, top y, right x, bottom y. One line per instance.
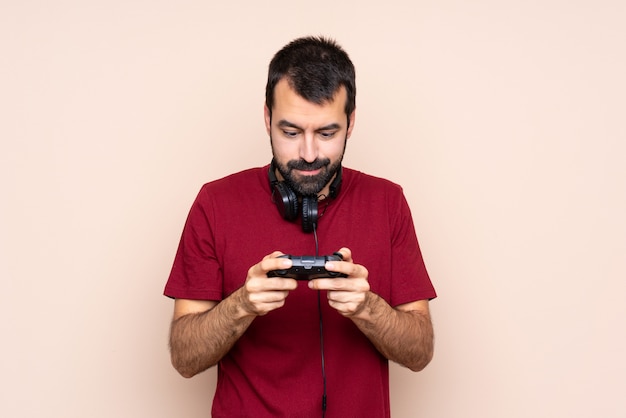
265, 36, 356, 121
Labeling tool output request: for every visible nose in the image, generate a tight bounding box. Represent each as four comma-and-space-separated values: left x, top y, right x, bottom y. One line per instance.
299, 131, 318, 163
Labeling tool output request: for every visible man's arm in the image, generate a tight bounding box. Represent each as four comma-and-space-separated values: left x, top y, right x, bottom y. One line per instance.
168, 252, 297, 378
348, 298, 433, 372
169, 295, 253, 378
309, 248, 434, 372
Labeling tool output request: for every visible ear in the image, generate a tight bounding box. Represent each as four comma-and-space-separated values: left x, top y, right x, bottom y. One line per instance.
346, 109, 356, 139
264, 104, 271, 135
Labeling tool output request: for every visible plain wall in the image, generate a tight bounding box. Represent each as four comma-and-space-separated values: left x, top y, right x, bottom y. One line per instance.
1, 1, 625, 417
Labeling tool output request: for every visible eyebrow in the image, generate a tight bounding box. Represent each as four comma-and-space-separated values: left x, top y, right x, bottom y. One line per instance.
277, 119, 342, 131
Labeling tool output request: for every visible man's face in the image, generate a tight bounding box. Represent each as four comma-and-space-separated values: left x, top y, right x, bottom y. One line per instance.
265, 78, 355, 197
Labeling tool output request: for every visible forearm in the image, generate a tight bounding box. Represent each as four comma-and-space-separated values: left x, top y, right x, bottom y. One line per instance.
350, 293, 434, 372
169, 289, 254, 378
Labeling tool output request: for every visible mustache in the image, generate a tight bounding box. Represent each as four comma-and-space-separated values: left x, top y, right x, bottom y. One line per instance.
286, 158, 330, 171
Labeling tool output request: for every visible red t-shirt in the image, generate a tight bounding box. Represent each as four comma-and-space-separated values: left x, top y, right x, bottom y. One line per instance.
165, 165, 436, 417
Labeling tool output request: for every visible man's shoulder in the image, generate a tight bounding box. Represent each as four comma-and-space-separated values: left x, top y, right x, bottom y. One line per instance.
193, 165, 270, 205
200, 165, 268, 191
344, 167, 403, 193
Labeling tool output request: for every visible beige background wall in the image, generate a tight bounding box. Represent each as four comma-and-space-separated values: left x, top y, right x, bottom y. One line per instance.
1, 1, 625, 417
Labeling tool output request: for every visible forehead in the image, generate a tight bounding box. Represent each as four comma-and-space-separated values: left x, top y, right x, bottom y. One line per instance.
272, 78, 347, 126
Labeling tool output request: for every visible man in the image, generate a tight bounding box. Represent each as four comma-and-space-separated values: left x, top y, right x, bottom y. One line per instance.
164, 36, 436, 417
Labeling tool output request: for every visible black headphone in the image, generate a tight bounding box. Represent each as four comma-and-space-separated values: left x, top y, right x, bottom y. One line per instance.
268, 159, 342, 233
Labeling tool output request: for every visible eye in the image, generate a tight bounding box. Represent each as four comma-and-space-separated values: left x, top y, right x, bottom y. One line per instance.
282, 130, 299, 138
318, 131, 337, 140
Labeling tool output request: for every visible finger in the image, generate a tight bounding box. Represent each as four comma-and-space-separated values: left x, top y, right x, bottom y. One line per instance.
248, 291, 291, 316
260, 256, 292, 275
335, 247, 352, 262
309, 277, 370, 292
262, 250, 285, 261
327, 289, 355, 303
325, 259, 367, 280
247, 276, 297, 292
309, 278, 348, 290
248, 253, 292, 277
326, 293, 367, 316
249, 289, 291, 305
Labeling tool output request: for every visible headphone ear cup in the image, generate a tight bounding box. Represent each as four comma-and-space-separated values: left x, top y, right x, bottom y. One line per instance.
273, 182, 299, 221
301, 196, 318, 233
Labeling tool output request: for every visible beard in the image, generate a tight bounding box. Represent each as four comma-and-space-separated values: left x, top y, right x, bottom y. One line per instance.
271, 137, 346, 197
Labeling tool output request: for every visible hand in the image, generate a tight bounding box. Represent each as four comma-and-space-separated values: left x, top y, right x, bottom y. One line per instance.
308, 248, 371, 317
239, 251, 297, 316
